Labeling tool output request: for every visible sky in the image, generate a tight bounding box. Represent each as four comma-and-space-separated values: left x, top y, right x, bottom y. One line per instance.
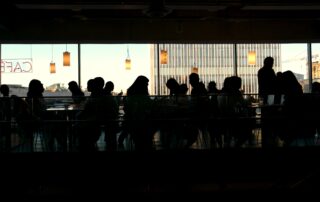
1, 43, 319, 92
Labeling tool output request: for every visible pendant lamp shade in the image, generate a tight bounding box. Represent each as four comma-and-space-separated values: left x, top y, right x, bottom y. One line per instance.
63, 51, 70, 66
50, 62, 56, 73
248, 51, 256, 65
160, 50, 168, 64
192, 44, 198, 73
192, 66, 198, 73
50, 45, 56, 73
125, 45, 131, 70
125, 58, 131, 70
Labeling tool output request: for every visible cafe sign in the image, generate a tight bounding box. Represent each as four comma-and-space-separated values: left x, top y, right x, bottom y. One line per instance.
0, 58, 33, 73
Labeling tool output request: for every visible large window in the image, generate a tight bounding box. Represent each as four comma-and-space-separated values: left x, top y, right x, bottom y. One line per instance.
237, 44, 282, 94
311, 43, 320, 86
80, 44, 151, 95
281, 44, 309, 92
0, 43, 315, 96
1, 44, 78, 96
236, 43, 309, 94
155, 44, 234, 95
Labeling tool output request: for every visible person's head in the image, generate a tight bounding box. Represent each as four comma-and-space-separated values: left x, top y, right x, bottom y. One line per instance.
166, 78, 179, 95
68, 81, 79, 92
135, 75, 149, 88
312, 82, 320, 93
263, 57, 274, 68
189, 73, 199, 87
0, 84, 9, 96
276, 71, 283, 77
166, 78, 179, 90
94, 77, 105, 91
127, 75, 149, 96
282, 70, 302, 95
230, 76, 242, 90
87, 79, 95, 92
104, 81, 114, 93
28, 79, 44, 97
207, 81, 217, 93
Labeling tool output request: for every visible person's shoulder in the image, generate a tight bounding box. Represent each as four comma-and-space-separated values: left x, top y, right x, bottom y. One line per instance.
258, 67, 264, 76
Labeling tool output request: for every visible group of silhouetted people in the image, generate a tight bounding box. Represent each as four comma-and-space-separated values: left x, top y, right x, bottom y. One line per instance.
1, 56, 320, 152
258, 56, 320, 147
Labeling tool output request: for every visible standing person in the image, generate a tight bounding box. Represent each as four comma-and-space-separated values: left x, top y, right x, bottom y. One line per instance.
257, 57, 278, 147
68, 81, 85, 105
24, 79, 47, 151
186, 73, 208, 148
258, 56, 277, 104
124, 75, 154, 151
0, 84, 11, 151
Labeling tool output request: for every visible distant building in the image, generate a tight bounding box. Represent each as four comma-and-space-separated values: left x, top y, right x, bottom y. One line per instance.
151, 44, 281, 95
5, 83, 71, 97
7, 84, 28, 97
46, 83, 66, 92
293, 72, 304, 81
312, 61, 320, 80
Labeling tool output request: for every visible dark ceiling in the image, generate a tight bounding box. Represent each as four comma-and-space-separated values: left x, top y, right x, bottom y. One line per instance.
2, 0, 320, 42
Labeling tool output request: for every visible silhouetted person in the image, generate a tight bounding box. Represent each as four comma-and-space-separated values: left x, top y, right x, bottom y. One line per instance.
0, 85, 9, 97
26, 79, 46, 121
76, 77, 119, 151
102, 80, 120, 151
166, 78, 180, 96
189, 73, 207, 96
86, 79, 95, 95
258, 57, 278, 147
76, 78, 103, 151
179, 84, 188, 95
207, 81, 219, 95
185, 73, 208, 148
312, 82, 320, 141
312, 82, 320, 94
160, 80, 191, 149
217, 76, 252, 147
20, 79, 47, 151
274, 71, 284, 104
258, 57, 276, 104
0, 84, 10, 151
124, 75, 154, 151
28, 79, 67, 152
104, 81, 114, 96
11, 95, 34, 151
92, 77, 105, 97
203, 80, 221, 148
68, 81, 85, 105
281, 70, 312, 146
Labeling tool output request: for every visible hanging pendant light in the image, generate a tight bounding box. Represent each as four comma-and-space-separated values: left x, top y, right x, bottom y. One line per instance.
63, 44, 70, 66
125, 45, 131, 70
248, 51, 256, 65
50, 44, 56, 74
50, 62, 56, 73
191, 44, 198, 73
160, 49, 168, 64
192, 63, 198, 73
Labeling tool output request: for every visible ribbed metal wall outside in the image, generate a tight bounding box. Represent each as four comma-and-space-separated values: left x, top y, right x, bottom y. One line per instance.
151, 44, 281, 95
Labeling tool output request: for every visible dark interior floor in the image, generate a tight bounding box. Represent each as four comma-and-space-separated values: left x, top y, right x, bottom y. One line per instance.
1, 147, 320, 198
